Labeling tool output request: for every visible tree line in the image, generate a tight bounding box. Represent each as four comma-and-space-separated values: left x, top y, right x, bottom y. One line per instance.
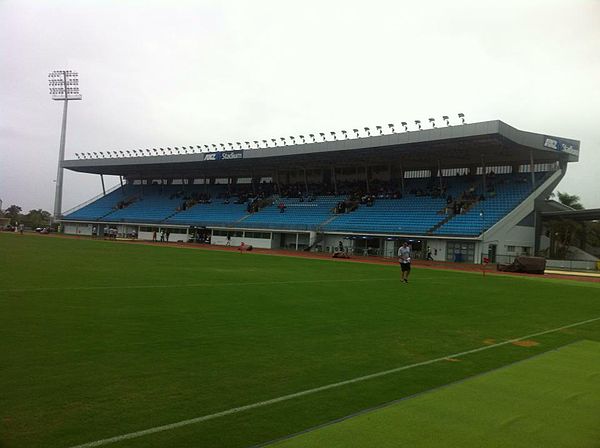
1, 205, 52, 229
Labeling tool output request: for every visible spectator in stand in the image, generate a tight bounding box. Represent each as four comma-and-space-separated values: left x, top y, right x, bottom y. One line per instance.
278, 202, 286, 213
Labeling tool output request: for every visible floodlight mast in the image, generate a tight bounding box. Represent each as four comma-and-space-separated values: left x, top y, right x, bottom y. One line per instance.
49, 70, 81, 220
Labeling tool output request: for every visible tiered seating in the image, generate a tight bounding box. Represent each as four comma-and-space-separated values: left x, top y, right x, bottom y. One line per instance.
323, 178, 473, 234
241, 196, 345, 230
434, 174, 544, 236
324, 197, 442, 234
63, 173, 549, 237
62, 187, 127, 221
167, 197, 249, 226
106, 185, 184, 223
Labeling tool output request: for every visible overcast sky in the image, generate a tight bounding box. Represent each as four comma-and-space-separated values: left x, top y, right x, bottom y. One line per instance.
1, 0, 599, 213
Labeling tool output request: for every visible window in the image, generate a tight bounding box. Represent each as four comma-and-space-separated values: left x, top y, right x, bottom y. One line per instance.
244, 231, 271, 239
161, 227, 186, 234
521, 247, 530, 255
212, 230, 228, 237
140, 226, 157, 232
506, 245, 515, 252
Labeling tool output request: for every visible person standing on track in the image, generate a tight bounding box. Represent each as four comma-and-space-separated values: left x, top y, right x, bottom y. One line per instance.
398, 241, 412, 283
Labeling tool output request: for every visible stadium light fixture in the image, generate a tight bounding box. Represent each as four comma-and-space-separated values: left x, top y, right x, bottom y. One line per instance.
271, 138, 277, 147
341, 130, 348, 139
48, 70, 82, 219
429, 118, 436, 128
401, 122, 408, 132
99, 151, 105, 158
280, 137, 287, 145
376, 125, 383, 135
226, 142, 232, 151
262, 139, 268, 147
126, 150, 131, 157
442, 115, 450, 126
319, 132, 326, 141
414, 120, 422, 130
74, 152, 79, 158
289, 136, 296, 145
330, 131, 337, 140
364, 127, 371, 136
353, 128, 360, 138
309, 134, 316, 142
388, 123, 395, 133
219, 143, 225, 151
119, 151, 125, 157
299, 135, 305, 143
93, 152, 98, 158
458, 112, 466, 124
254, 140, 259, 148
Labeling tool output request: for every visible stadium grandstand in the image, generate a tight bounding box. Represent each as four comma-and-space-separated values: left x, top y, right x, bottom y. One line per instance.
60, 119, 580, 264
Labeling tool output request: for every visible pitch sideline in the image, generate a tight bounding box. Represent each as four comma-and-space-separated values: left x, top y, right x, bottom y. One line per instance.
67, 315, 600, 448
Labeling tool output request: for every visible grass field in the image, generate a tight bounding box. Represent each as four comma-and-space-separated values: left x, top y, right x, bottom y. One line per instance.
270, 340, 600, 447
1, 233, 600, 448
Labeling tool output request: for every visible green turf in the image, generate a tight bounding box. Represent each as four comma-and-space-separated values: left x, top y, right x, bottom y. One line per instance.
269, 340, 600, 447
1, 233, 600, 448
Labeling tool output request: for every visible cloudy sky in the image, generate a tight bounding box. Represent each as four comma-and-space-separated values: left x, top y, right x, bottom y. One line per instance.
1, 0, 599, 213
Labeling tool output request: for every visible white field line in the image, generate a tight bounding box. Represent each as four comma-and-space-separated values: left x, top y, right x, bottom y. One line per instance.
2, 277, 406, 294
67, 315, 600, 448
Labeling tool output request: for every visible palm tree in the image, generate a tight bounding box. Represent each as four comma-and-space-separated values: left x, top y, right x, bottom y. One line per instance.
556, 191, 584, 210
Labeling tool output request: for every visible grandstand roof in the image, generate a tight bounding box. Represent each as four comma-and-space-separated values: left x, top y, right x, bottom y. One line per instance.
541, 208, 600, 222
63, 120, 580, 178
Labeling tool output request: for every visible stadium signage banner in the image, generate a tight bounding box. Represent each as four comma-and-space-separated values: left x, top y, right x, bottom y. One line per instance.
203, 151, 244, 161
543, 136, 579, 157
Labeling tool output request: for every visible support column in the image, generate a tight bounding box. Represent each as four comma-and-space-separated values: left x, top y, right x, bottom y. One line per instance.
274, 169, 281, 195
365, 165, 370, 193
481, 155, 487, 194
100, 174, 106, 195
400, 163, 405, 195
530, 150, 536, 186
332, 166, 338, 195
304, 168, 309, 195
437, 160, 443, 190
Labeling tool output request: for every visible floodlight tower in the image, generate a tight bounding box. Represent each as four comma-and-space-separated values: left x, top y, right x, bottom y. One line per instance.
48, 70, 81, 219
